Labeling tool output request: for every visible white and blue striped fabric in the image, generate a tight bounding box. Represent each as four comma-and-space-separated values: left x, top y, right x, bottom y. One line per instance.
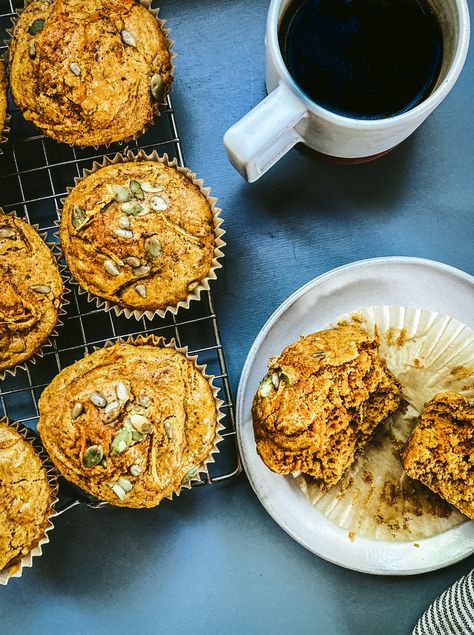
413, 571, 474, 635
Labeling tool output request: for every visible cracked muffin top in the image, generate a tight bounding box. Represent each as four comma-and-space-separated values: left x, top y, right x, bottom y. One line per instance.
0, 213, 63, 375
402, 392, 474, 519
0, 60, 7, 141
252, 324, 402, 486
59, 160, 218, 313
0, 421, 54, 573
9, 0, 173, 146
37, 338, 220, 508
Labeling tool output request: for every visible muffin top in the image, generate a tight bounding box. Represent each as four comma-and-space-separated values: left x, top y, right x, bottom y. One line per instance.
9, 0, 173, 146
60, 160, 218, 312
0, 421, 54, 573
0, 213, 64, 375
0, 60, 7, 139
252, 324, 402, 484
37, 338, 219, 508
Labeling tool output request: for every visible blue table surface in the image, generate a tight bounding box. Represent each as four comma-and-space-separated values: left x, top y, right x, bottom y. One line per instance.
2, 1, 474, 633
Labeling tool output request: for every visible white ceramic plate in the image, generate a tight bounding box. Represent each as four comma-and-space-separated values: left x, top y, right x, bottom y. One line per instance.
236, 257, 474, 575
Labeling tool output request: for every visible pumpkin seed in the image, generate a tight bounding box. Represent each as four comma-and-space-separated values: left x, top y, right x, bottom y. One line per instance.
121, 201, 144, 216
135, 284, 146, 298
129, 464, 142, 477
0, 228, 16, 239
164, 420, 173, 440
71, 402, 84, 420
110, 427, 133, 454
138, 395, 150, 407
129, 180, 144, 200
150, 74, 164, 101
133, 265, 151, 277
103, 408, 120, 424
69, 62, 81, 76
121, 29, 136, 47
141, 182, 163, 193
131, 430, 144, 443
28, 19, 44, 35
83, 445, 103, 468
150, 195, 168, 212
104, 400, 119, 414
145, 235, 162, 259
100, 457, 107, 468
29, 40, 36, 58
259, 374, 274, 397
182, 466, 199, 484
129, 414, 153, 434
271, 372, 280, 390
279, 371, 290, 385
117, 477, 133, 492
125, 256, 141, 268
112, 228, 134, 239
118, 216, 130, 229
90, 392, 107, 408
104, 259, 120, 276
30, 284, 51, 294
72, 205, 86, 229
116, 381, 129, 402
110, 184, 130, 203
110, 482, 127, 501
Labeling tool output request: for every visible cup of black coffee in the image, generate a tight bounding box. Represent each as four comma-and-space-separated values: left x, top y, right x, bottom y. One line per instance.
224, 0, 470, 182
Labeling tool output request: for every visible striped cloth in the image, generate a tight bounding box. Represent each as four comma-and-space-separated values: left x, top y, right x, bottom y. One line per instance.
413, 570, 474, 635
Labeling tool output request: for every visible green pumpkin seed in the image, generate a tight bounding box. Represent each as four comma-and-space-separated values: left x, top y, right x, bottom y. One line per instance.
131, 430, 144, 443
118, 216, 130, 229
182, 466, 199, 484
129, 464, 142, 477
125, 256, 141, 268
83, 445, 104, 468
72, 205, 86, 229
116, 381, 129, 402
259, 374, 274, 397
110, 482, 127, 501
141, 182, 163, 194
110, 428, 133, 454
29, 41, 36, 59
129, 180, 144, 200
113, 228, 134, 239
110, 184, 130, 203
150, 74, 164, 102
90, 392, 107, 408
145, 235, 162, 260
149, 195, 168, 212
121, 201, 144, 216
117, 477, 133, 492
28, 19, 44, 35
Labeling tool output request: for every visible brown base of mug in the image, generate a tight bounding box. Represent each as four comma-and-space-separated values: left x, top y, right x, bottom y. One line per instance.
297, 143, 397, 164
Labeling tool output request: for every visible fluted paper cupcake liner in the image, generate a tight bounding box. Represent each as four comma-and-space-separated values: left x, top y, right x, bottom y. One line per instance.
0, 209, 71, 382
7, 0, 175, 148
0, 418, 59, 585
295, 306, 474, 542
55, 149, 225, 321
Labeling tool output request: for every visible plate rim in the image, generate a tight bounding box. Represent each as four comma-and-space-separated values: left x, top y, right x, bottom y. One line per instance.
236, 256, 474, 575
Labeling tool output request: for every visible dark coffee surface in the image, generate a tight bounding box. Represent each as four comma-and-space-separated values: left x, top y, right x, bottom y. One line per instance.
279, 0, 443, 119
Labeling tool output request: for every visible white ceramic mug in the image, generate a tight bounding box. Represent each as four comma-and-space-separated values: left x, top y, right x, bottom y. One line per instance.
224, 0, 470, 182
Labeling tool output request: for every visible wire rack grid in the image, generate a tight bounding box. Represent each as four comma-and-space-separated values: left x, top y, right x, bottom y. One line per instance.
0, 0, 241, 508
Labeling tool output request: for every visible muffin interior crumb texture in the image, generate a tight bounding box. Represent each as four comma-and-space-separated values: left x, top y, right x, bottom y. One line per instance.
402, 392, 474, 519
0, 60, 7, 139
9, 0, 173, 146
0, 423, 53, 572
252, 324, 402, 486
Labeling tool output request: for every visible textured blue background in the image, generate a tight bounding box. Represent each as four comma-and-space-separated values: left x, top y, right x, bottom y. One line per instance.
1, 0, 474, 633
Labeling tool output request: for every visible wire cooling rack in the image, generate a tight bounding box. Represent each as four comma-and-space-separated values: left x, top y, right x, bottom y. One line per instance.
0, 0, 241, 507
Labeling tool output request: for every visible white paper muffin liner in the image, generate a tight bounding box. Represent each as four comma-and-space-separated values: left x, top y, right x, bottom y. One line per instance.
294, 306, 474, 542
0, 209, 71, 382
7, 0, 175, 148
0, 418, 59, 585
56, 149, 225, 321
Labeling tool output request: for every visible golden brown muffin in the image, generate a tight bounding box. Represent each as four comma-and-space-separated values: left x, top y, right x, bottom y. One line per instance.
252, 324, 402, 486
60, 159, 219, 313
0, 60, 7, 142
0, 421, 55, 573
402, 392, 474, 519
9, 0, 173, 146
0, 213, 64, 375
37, 338, 220, 508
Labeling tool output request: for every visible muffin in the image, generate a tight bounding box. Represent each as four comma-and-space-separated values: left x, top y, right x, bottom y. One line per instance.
59, 156, 223, 315
9, 0, 173, 146
0, 213, 64, 376
402, 392, 474, 519
37, 337, 221, 508
252, 324, 402, 486
0, 60, 7, 144
0, 420, 56, 578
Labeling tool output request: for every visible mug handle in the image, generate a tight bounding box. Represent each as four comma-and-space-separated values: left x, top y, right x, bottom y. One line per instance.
224, 83, 307, 182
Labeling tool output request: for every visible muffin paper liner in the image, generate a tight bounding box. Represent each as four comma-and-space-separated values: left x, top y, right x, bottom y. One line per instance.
6, 0, 175, 148
55, 149, 225, 321
294, 306, 474, 542
0, 209, 71, 382
0, 418, 59, 585
41, 335, 225, 507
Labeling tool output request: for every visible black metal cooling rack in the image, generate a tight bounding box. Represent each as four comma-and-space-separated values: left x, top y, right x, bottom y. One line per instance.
0, 0, 241, 508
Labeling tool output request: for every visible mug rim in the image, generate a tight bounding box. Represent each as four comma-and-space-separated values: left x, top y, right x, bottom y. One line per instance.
267, 0, 471, 128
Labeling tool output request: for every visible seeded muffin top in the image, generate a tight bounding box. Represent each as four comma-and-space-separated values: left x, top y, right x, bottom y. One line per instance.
0, 213, 64, 375
252, 324, 402, 486
0, 60, 7, 141
9, 0, 173, 146
37, 338, 220, 508
60, 160, 218, 312
0, 421, 54, 573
